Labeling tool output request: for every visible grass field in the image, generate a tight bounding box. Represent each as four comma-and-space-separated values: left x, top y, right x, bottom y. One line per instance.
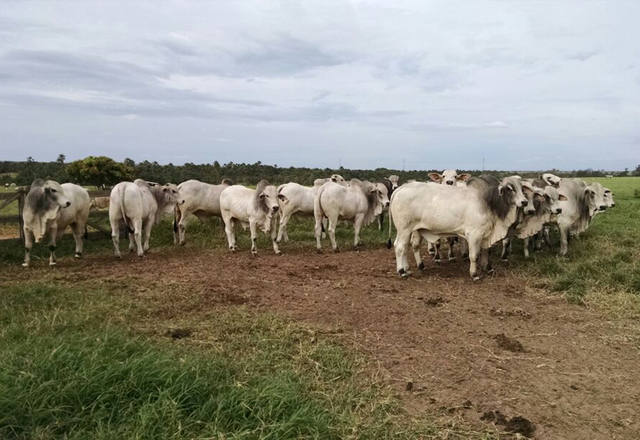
1, 177, 639, 438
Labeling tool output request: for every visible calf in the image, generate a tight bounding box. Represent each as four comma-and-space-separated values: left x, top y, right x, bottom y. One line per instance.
220, 180, 281, 255
90, 196, 110, 210
22, 179, 90, 266
173, 178, 232, 245
109, 179, 178, 257
389, 175, 527, 280
314, 179, 389, 251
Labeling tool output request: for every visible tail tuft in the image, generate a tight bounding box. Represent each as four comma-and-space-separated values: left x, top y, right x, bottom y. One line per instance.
386, 239, 392, 249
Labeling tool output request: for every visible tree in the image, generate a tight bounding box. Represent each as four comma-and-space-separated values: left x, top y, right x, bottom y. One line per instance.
56, 154, 66, 165
66, 156, 134, 187
634, 165, 640, 176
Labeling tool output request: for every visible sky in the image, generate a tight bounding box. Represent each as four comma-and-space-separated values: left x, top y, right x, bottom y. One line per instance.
1, 0, 639, 171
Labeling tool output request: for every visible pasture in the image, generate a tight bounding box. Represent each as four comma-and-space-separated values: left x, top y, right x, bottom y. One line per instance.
1, 177, 639, 439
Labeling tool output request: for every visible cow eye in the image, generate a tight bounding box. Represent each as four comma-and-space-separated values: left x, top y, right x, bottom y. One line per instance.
51, 188, 57, 193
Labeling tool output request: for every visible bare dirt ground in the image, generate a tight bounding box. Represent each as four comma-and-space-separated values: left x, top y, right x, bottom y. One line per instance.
3, 247, 640, 439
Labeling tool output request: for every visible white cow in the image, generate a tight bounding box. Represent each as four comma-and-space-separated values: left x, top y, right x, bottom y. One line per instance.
586, 181, 609, 218
173, 178, 232, 245
314, 179, 389, 251
109, 179, 179, 257
388, 175, 528, 280
501, 179, 567, 259
220, 180, 281, 255
22, 179, 90, 267
387, 175, 400, 190
90, 196, 110, 210
376, 178, 395, 231
276, 175, 346, 243
556, 179, 600, 256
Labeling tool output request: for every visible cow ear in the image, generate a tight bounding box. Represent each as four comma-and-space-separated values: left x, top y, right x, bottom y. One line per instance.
498, 184, 504, 196
428, 173, 442, 183
522, 186, 533, 197
259, 193, 267, 199
558, 194, 568, 201
277, 194, 287, 202
456, 173, 471, 182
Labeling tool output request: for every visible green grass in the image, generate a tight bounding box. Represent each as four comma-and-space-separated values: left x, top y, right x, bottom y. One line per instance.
1, 283, 463, 439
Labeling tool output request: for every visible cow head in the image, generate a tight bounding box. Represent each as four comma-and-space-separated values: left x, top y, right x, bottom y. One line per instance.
498, 176, 528, 209
543, 186, 566, 217
587, 183, 608, 213
255, 180, 279, 216
330, 174, 346, 185
25, 179, 71, 242
583, 187, 600, 218
387, 175, 400, 190
604, 188, 615, 207
541, 173, 561, 188
368, 182, 390, 216
520, 181, 541, 215
429, 169, 471, 186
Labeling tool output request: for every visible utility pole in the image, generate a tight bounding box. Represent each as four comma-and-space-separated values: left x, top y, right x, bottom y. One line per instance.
482, 156, 485, 172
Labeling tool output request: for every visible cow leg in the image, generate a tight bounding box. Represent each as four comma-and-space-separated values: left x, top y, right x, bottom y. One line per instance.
23, 229, 33, 267
71, 222, 84, 258
271, 217, 281, 255
410, 232, 424, 271
467, 235, 482, 281
48, 226, 58, 266
377, 213, 383, 231
480, 248, 493, 273
327, 216, 338, 252
248, 220, 259, 255
110, 218, 121, 258
523, 237, 531, 258
394, 231, 412, 276
559, 225, 569, 256
223, 216, 236, 251
132, 219, 144, 257
142, 219, 152, 252
427, 241, 435, 256
277, 211, 291, 243
500, 238, 511, 261
433, 239, 442, 263
543, 226, 552, 248
353, 214, 364, 248
313, 214, 323, 251
460, 238, 469, 260
447, 237, 456, 261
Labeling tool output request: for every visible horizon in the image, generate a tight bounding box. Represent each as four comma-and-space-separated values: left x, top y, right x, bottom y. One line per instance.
1, 1, 639, 170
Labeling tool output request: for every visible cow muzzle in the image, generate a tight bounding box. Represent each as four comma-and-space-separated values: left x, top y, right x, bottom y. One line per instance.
525, 208, 535, 215
555, 208, 562, 214
271, 206, 279, 213
64, 201, 71, 207
34, 235, 44, 243
446, 181, 454, 186
599, 205, 607, 211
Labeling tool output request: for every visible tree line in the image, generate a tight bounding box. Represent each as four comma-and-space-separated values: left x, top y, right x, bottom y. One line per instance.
1, 155, 639, 188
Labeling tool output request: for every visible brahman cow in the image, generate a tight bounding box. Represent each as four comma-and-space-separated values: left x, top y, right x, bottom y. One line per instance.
556, 179, 600, 256
219, 180, 281, 255
501, 179, 566, 259
277, 175, 346, 243
388, 175, 528, 280
90, 196, 110, 210
376, 178, 395, 231
109, 179, 179, 257
22, 179, 90, 267
314, 178, 389, 251
173, 178, 233, 245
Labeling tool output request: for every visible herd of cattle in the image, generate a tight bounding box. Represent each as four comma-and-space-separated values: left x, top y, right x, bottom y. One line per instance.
20, 171, 614, 280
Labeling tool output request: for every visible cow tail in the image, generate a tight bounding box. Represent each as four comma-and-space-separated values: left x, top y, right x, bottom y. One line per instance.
386, 198, 394, 249
314, 185, 326, 227
119, 185, 133, 234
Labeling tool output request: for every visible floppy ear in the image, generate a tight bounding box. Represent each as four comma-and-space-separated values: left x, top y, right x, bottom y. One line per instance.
428, 173, 442, 183
277, 194, 287, 202
521, 186, 533, 197
558, 194, 568, 201
456, 173, 471, 182
498, 184, 504, 196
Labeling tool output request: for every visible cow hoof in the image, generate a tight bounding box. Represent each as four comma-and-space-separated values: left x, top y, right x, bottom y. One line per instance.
275, 250, 282, 255
434, 258, 441, 264
487, 268, 495, 274
418, 262, 425, 271
22, 262, 29, 267
74, 253, 82, 259
251, 251, 258, 256
315, 248, 323, 254
500, 257, 508, 262
472, 275, 481, 282
448, 257, 456, 262
179, 241, 186, 246
49, 261, 56, 266
333, 248, 340, 253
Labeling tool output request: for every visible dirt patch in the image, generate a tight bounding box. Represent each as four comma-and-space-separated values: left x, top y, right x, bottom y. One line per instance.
3, 247, 640, 439
482, 410, 536, 437
494, 333, 525, 352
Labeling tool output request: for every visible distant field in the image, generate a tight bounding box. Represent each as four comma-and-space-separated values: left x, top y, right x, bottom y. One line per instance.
1, 176, 639, 438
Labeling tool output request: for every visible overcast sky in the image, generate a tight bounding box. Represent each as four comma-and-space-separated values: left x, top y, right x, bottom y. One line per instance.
1, 1, 638, 170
